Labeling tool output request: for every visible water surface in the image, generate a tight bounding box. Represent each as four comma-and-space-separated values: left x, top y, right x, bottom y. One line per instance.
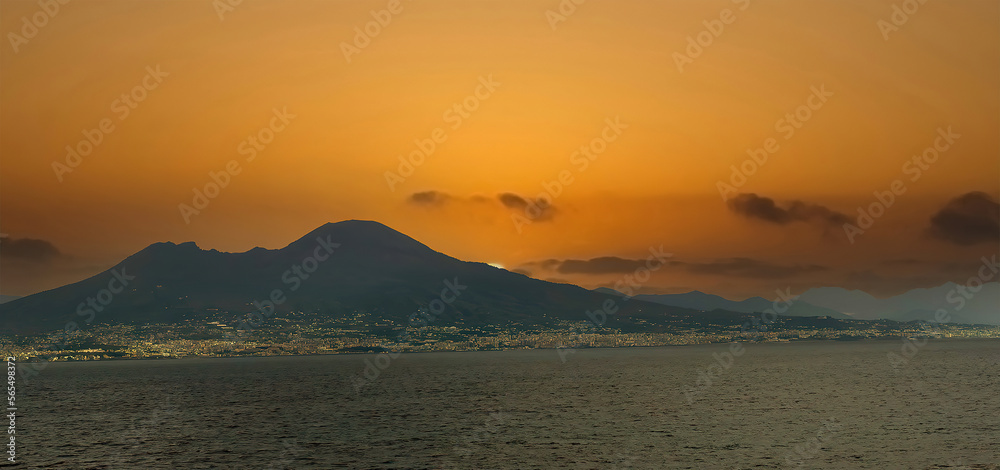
11, 340, 1000, 468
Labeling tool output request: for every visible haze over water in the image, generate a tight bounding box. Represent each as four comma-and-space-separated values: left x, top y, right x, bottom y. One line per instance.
16, 340, 999, 469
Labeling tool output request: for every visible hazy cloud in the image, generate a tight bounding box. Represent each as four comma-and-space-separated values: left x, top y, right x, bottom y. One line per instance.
675, 257, 828, 279
882, 258, 924, 266
728, 193, 850, 227
524, 255, 821, 279
0, 236, 101, 297
926, 191, 1000, 245
556, 256, 653, 274
521, 259, 566, 271
0, 236, 62, 262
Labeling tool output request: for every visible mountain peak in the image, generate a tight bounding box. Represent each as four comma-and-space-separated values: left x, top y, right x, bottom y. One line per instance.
284, 220, 438, 258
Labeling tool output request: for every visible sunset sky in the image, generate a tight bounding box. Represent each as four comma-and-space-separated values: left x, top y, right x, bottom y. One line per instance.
1, 0, 998, 299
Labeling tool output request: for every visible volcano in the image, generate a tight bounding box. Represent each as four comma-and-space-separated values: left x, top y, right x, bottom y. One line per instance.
0, 220, 712, 335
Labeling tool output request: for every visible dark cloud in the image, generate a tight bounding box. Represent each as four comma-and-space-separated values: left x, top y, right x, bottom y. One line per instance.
676, 257, 827, 279
594, 284, 672, 296
407, 190, 452, 206
497, 193, 527, 209
524, 255, 819, 280
882, 258, 924, 266
557, 256, 652, 274
0, 236, 91, 296
727, 193, 850, 227
521, 259, 564, 271
926, 191, 1000, 245
498, 192, 556, 221
0, 236, 62, 262
405, 191, 556, 222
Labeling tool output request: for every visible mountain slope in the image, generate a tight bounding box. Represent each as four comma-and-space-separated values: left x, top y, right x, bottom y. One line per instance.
0, 220, 719, 335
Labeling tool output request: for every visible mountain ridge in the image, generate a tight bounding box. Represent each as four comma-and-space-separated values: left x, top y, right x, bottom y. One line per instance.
0, 220, 719, 335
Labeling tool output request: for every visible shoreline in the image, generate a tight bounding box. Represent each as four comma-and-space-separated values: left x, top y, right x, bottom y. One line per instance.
7, 336, 999, 365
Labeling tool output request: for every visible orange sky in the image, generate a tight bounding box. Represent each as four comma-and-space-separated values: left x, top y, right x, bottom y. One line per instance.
1, 0, 998, 299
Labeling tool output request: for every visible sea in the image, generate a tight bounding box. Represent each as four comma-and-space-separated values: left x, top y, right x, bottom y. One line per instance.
7, 339, 999, 469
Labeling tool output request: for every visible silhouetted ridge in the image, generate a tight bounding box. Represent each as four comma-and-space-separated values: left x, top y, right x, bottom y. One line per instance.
285, 220, 438, 257
0, 220, 711, 335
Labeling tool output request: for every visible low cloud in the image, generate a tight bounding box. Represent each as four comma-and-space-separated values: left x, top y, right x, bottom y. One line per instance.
676, 257, 828, 279
556, 256, 654, 274
0, 235, 103, 297
523, 255, 822, 279
0, 236, 63, 262
926, 191, 999, 245
727, 193, 849, 227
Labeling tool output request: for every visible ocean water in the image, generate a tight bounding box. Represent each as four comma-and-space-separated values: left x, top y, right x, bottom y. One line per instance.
8, 340, 999, 469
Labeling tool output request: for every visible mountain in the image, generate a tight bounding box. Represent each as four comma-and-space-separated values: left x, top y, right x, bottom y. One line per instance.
617, 290, 851, 319
0, 220, 725, 335
0, 295, 20, 304
799, 283, 1000, 325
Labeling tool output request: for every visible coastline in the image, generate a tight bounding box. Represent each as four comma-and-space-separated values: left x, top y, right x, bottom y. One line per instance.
5, 336, 998, 365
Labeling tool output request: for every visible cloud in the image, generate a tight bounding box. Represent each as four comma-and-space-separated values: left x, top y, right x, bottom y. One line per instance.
727, 193, 849, 227
0, 236, 97, 297
404, 191, 554, 221
521, 258, 581, 271
497, 192, 556, 221
674, 257, 827, 279
524, 255, 820, 279
556, 256, 653, 274
407, 190, 452, 206
882, 258, 924, 266
0, 236, 62, 262
926, 191, 1000, 245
